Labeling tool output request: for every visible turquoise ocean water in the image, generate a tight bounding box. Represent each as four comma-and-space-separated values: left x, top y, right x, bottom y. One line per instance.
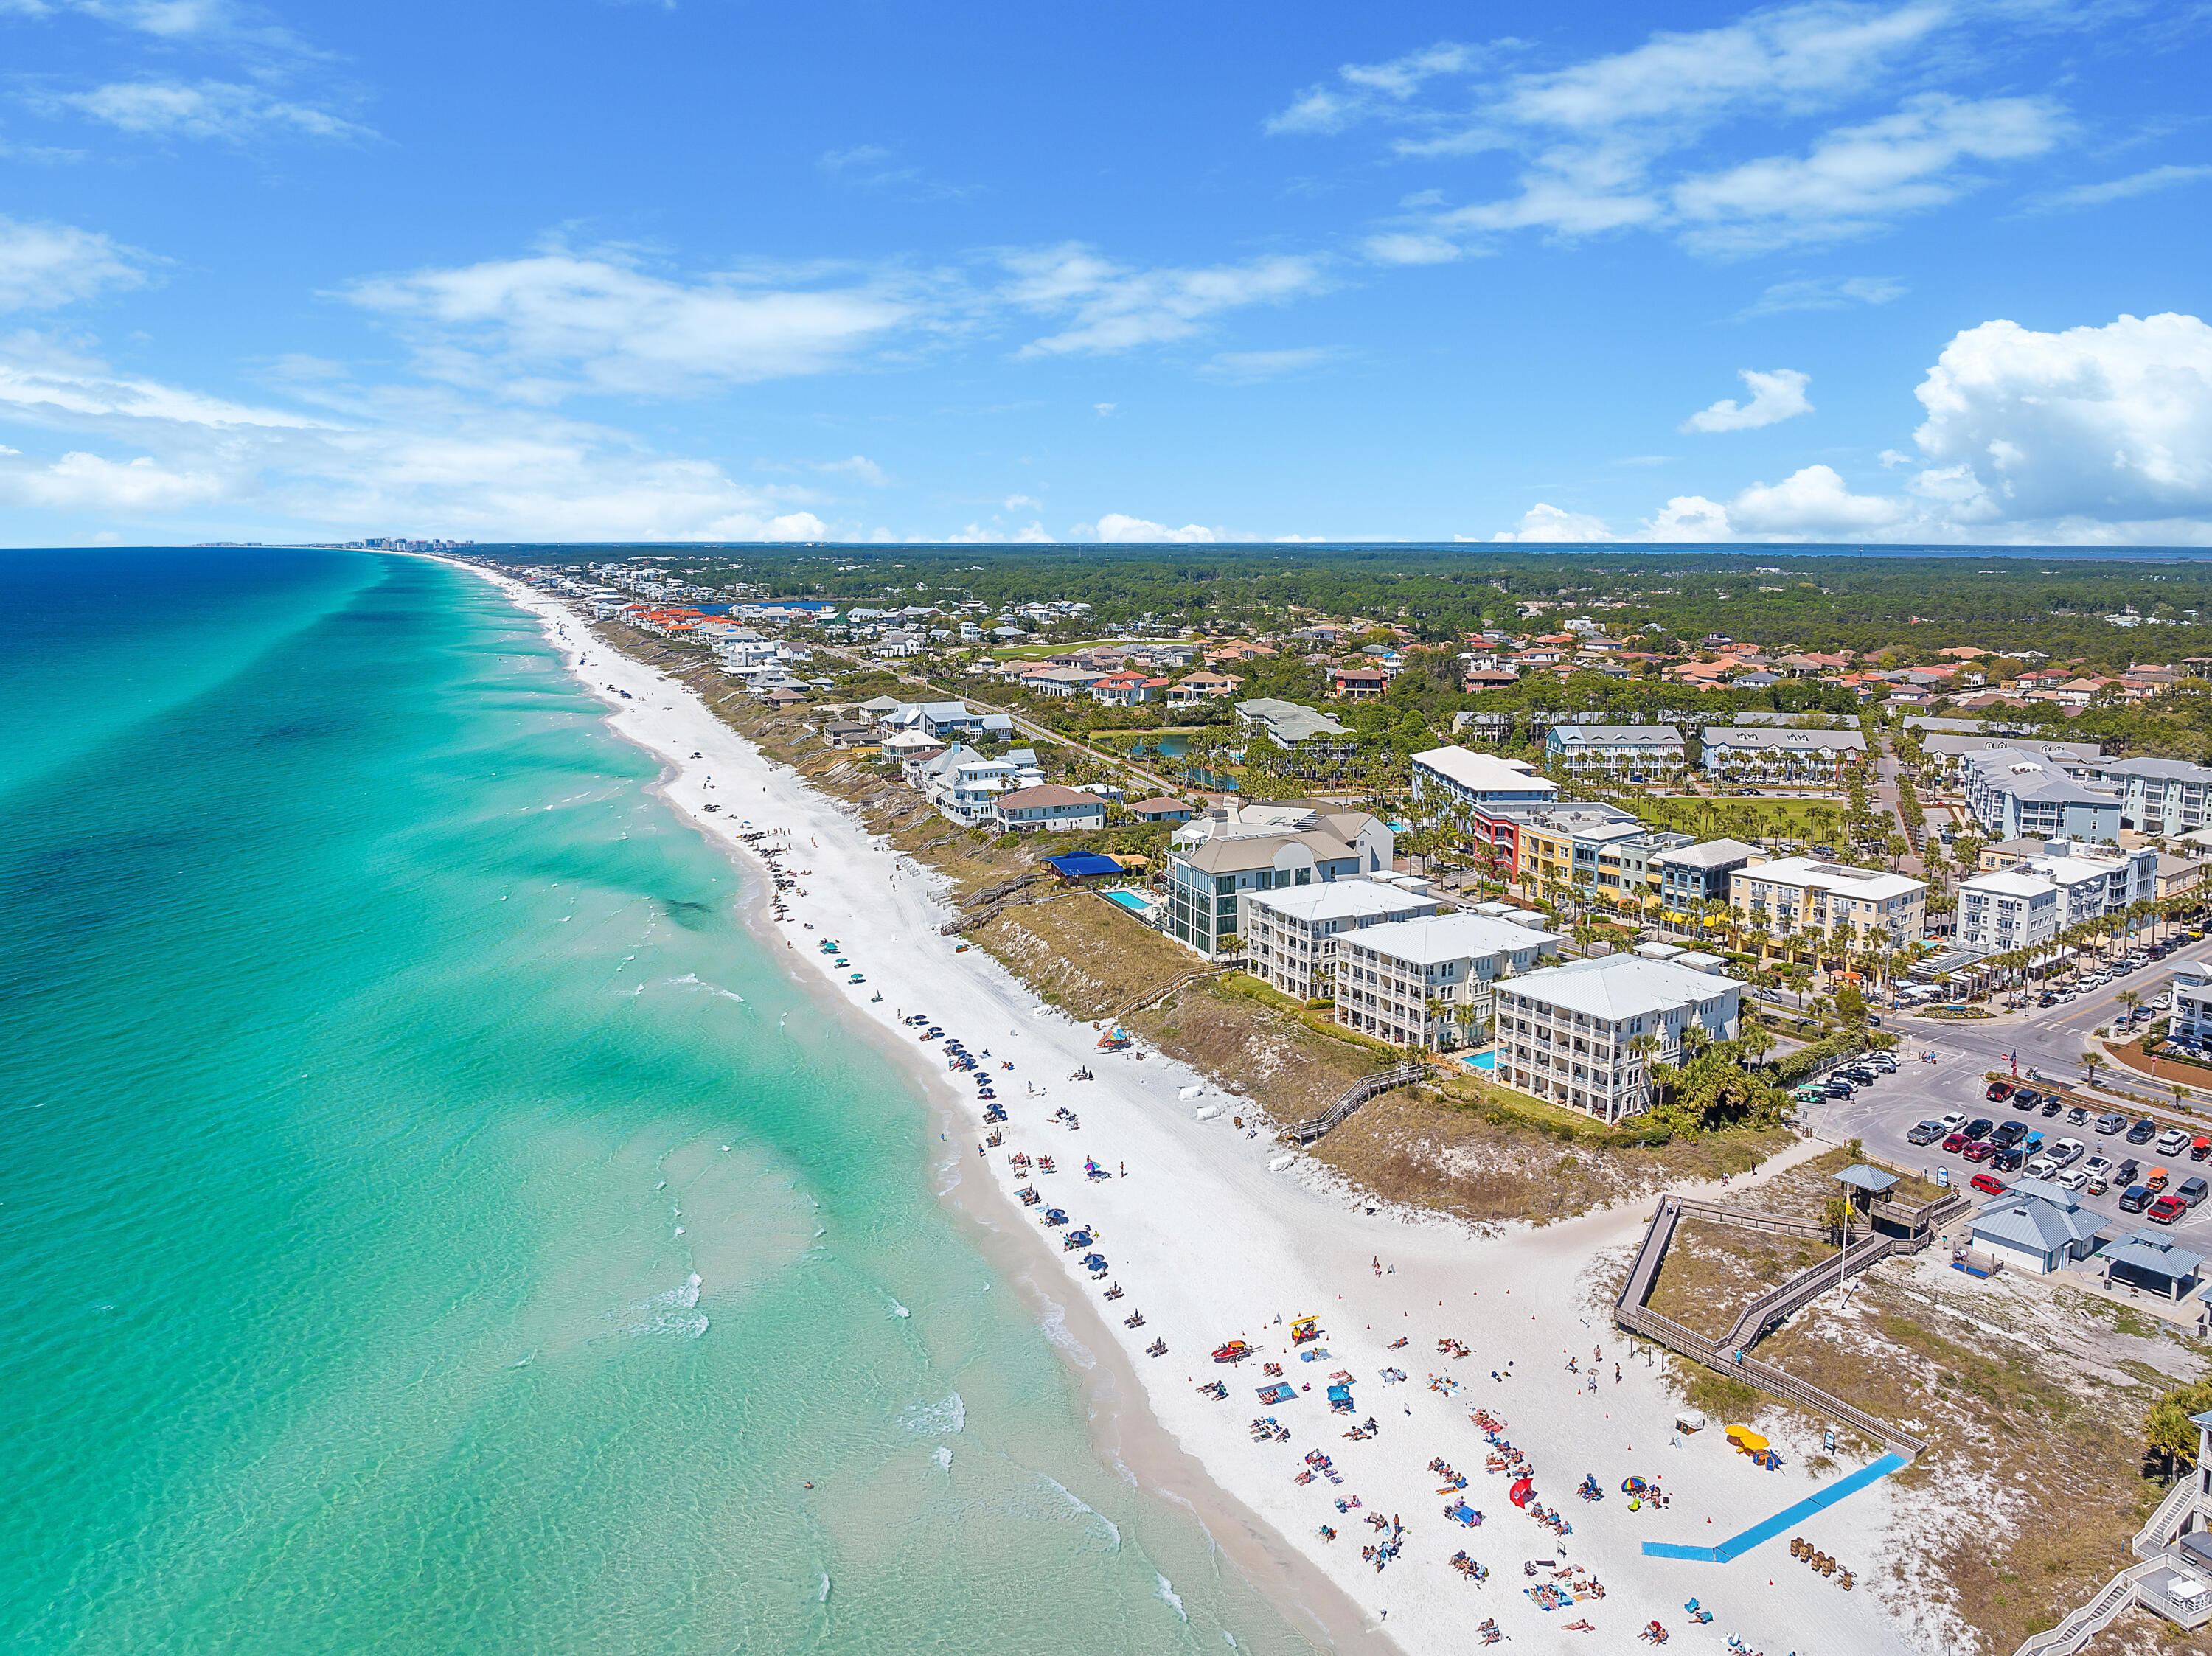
0, 549, 1315, 1655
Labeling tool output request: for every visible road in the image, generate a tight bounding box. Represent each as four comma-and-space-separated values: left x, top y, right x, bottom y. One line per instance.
1795, 933, 2212, 1251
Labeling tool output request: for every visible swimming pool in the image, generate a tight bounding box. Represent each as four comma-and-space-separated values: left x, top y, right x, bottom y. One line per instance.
1458, 1049, 1497, 1071
1105, 889, 1155, 914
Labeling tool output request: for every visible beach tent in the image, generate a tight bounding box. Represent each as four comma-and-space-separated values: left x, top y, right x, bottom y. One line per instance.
1725, 1424, 1769, 1454
1044, 851, 1124, 880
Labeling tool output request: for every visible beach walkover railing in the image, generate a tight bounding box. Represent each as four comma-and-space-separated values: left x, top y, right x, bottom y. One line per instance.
2013, 1473, 2209, 1656
1110, 966, 1231, 1023
1614, 1195, 1929, 1458
1281, 1062, 1427, 1146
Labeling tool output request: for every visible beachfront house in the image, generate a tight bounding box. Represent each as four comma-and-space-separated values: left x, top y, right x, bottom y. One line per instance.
1239, 878, 1441, 1003
1164, 800, 1393, 959
992, 784, 1109, 833
1335, 912, 1562, 1050
1493, 954, 1740, 1122
1124, 796, 1196, 823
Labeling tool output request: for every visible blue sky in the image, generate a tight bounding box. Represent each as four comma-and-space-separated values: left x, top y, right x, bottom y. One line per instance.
1, 0, 2208, 546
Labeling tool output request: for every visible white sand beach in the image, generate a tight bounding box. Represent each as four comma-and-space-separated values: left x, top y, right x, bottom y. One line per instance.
467, 562, 1927, 1656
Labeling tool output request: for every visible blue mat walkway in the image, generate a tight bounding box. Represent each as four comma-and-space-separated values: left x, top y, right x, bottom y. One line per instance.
1643, 1453, 1908, 1562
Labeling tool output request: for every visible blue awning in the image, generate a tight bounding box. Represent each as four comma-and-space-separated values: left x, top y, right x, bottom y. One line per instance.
1046, 852, 1124, 877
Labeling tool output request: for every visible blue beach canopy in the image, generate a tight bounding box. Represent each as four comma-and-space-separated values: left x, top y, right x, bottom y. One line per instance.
1046, 852, 1123, 877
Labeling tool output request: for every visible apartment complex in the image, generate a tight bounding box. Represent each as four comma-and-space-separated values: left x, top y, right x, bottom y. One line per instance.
1543, 724, 1686, 779
2084, 756, 2212, 835
1335, 913, 1562, 1049
1954, 840, 2158, 952
1960, 748, 2125, 843
2171, 961, 2212, 1043
1651, 838, 1762, 931
1409, 746, 1560, 810
1729, 856, 1927, 952
1164, 800, 1394, 958
1494, 955, 1742, 1122
1239, 878, 1441, 1003
1700, 726, 1867, 782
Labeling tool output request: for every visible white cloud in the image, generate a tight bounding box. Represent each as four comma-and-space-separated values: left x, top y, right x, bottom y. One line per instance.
0, 215, 145, 310
1276, 3, 2072, 256
1727, 462, 1909, 532
0, 447, 225, 508
1491, 502, 1615, 541
1682, 367, 1814, 432
1644, 495, 1733, 539
1198, 346, 1340, 381
1362, 232, 1464, 265
813, 453, 888, 486
2024, 163, 2212, 214
51, 80, 375, 143
1003, 244, 1332, 356
1736, 274, 1905, 316
816, 143, 973, 201
346, 248, 922, 397
1093, 512, 1222, 543
1910, 312, 2212, 522
1672, 94, 2063, 254
1265, 41, 1490, 135
1093, 402, 1116, 416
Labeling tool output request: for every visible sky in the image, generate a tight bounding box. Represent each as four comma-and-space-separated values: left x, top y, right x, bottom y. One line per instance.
1, 0, 2208, 547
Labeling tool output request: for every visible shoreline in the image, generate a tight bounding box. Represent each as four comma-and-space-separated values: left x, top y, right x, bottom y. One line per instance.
438, 556, 1927, 1656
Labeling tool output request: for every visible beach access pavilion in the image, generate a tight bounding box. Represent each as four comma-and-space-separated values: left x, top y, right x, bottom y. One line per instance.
1043, 851, 1124, 883
2093, 1231, 2208, 1301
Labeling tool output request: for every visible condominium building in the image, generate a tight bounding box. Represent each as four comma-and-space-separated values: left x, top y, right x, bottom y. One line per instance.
1729, 856, 1927, 952
1494, 955, 1742, 1122
1514, 807, 1683, 902
1700, 726, 1868, 782
2084, 756, 2212, 835
1955, 840, 2158, 951
1239, 879, 1441, 1003
1652, 838, 1762, 933
1409, 745, 1560, 810
1960, 749, 2124, 843
1335, 913, 1561, 1048
1543, 724, 1686, 779
1164, 800, 1394, 957
1916, 734, 2101, 775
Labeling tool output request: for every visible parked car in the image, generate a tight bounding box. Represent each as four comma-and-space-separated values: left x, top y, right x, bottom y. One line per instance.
2096, 1112, 2128, 1135
1941, 1112, 1968, 1133
1970, 1172, 2008, 1196
2159, 1129, 2192, 1156
1987, 1081, 2016, 1102
2067, 1106, 2092, 1127
2055, 1168, 2089, 1191
1907, 1120, 1946, 1146
2121, 1185, 2155, 1214
1964, 1119, 1994, 1141
2026, 1155, 2059, 1180
2051, 1137, 2087, 1167
2151, 1194, 2189, 1225
1992, 1121, 2028, 1149
2181, 1176, 2211, 1208
1992, 1149, 2026, 1172
2042, 1099, 2066, 1118
2128, 1118, 2159, 1144
2084, 1155, 2113, 1180
2013, 1090, 2044, 1111
1962, 1141, 1997, 1163
1869, 1054, 1897, 1072
1944, 1133, 1970, 1155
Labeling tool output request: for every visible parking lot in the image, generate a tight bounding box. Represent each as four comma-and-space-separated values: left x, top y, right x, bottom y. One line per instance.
1797, 932, 2212, 1253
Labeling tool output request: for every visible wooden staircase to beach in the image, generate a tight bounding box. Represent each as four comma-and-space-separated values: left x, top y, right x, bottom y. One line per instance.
1280, 1061, 1427, 1146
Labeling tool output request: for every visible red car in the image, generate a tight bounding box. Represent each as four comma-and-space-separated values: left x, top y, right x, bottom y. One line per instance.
1961, 1141, 1996, 1163
1970, 1172, 2007, 1195
1941, 1133, 1969, 1154
2151, 1194, 2189, 1225
1986, 1082, 2014, 1102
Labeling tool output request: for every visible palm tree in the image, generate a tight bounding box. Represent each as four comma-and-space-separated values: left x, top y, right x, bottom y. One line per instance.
2080, 1049, 2105, 1089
